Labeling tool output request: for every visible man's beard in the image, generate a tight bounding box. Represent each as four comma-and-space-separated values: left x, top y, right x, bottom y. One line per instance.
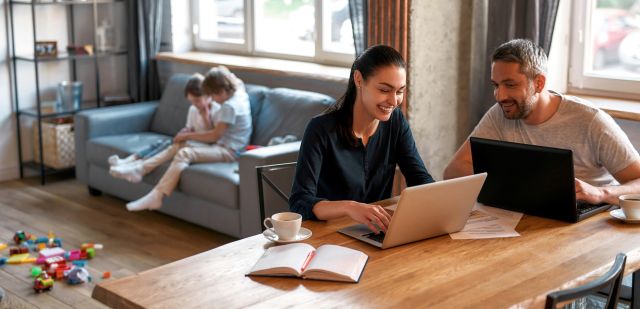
500, 83, 536, 119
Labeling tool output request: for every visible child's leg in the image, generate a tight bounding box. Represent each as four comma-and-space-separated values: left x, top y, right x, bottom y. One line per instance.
154, 144, 235, 197
126, 188, 164, 211
110, 143, 184, 182
108, 154, 139, 166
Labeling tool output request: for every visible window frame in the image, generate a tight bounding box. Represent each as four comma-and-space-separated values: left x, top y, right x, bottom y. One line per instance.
191, 0, 355, 67
569, 0, 640, 99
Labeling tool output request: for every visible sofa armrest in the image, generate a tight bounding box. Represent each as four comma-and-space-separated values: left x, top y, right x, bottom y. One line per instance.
74, 102, 159, 183
238, 141, 301, 237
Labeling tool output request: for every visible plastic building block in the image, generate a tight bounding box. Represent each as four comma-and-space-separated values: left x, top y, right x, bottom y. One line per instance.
9, 247, 29, 256
72, 260, 87, 267
85, 248, 96, 259
39, 247, 65, 259
31, 267, 42, 277
13, 230, 28, 245
7, 253, 30, 264
23, 257, 36, 263
0, 257, 6, 266
81, 243, 103, 250
65, 249, 82, 261
102, 271, 111, 279
0, 243, 7, 250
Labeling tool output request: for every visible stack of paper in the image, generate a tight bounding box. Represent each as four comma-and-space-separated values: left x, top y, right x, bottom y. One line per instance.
449, 203, 523, 239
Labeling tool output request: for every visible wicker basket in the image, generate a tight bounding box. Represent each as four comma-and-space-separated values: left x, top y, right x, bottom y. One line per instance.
33, 118, 75, 169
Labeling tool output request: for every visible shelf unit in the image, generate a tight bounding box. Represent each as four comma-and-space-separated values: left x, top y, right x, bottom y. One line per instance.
8, 0, 130, 185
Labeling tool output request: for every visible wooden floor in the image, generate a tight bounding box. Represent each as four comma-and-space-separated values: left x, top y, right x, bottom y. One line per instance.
0, 176, 236, 309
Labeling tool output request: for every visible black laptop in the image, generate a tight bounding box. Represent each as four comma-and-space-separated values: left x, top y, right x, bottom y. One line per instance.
469, 137, 611, 222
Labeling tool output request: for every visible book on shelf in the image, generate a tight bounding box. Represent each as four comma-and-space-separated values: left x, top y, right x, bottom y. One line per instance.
247, 243, 368, 283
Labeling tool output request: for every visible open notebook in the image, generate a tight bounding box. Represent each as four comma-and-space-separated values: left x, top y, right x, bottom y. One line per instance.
247, 243, 368, 283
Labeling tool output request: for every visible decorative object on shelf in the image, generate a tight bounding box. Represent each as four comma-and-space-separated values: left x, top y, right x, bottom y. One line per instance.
35, 41, 57, 57
96, 19, 114, 52
66, 44, 93, 55
33, 117, 75, 170
103, 94, 132, 106
56, 81, 83, 111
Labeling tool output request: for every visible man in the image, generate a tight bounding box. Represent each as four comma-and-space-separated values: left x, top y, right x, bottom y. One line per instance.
443, 39, 640, 205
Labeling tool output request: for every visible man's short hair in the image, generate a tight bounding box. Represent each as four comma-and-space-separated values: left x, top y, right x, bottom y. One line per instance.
184, 73, 205, 97
491, 39, 548, 80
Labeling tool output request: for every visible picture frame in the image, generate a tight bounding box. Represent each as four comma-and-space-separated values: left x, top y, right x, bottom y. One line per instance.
35, 41, 57, 57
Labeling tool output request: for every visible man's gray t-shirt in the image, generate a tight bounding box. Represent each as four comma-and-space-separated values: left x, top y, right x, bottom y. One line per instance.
213, 86, 252, 152
471, 91, 639, 186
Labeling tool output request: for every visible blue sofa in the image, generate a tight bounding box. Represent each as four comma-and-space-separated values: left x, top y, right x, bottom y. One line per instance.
74, 74, 335, 237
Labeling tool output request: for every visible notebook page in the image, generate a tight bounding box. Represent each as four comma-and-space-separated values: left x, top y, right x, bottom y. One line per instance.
250, 243, 316, 276
304, 244, 367, 280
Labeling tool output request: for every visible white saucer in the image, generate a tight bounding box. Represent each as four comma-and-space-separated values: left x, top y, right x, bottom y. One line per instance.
610, 209, 640, 223
263, 227, 312, 243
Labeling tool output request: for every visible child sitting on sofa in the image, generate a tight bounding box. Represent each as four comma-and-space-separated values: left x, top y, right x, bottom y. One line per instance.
110, 67, 252, 211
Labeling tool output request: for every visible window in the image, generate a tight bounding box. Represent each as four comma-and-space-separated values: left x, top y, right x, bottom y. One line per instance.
192, 0, 355, 66
570, 0, 640, 97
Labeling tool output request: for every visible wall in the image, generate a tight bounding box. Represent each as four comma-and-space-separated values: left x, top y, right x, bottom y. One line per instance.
409, 1, 473, 180
0, 0, 18, 181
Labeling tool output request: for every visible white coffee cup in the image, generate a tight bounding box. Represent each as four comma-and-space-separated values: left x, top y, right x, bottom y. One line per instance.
263, 212, 302, 241
619, 194, 640, 220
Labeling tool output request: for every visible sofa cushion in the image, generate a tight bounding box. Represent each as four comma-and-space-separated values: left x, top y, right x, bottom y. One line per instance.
245, 84, 268, 140
87, 133, 172, 170
252, 88, 334, 146
150, 74, 192, 136
179, 162, 239, 209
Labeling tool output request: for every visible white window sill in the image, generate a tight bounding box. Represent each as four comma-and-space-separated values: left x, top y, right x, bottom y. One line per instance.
155, 51, 350, 84
574, 94, 640, 122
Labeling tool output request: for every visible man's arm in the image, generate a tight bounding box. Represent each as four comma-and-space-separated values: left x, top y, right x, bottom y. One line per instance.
576, 161, 640, 205
443, 140, 474, 179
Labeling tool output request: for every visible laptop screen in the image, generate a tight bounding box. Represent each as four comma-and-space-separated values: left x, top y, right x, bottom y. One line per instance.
469, 137, 578, 222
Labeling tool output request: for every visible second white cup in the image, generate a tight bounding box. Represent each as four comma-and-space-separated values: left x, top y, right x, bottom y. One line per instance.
620, 194, 640, 220
264, 212, 302, 241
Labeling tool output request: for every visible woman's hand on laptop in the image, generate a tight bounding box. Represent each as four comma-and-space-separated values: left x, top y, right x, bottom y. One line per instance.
345, 202, 391, 234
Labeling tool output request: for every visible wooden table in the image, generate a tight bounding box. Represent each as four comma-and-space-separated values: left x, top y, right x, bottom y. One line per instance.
92, 206, 640, 308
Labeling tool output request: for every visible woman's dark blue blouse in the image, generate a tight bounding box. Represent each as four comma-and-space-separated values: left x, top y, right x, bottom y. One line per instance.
289, 109, 435, 220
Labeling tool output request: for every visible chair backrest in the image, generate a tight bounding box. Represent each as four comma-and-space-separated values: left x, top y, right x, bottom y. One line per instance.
545, 253, 627, 309
256, 162, 297, 230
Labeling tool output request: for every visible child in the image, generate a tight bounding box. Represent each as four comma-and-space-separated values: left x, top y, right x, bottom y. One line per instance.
111, 67, 251, 211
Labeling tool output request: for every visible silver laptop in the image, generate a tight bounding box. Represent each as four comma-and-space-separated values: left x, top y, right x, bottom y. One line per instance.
338, 173, 487, 249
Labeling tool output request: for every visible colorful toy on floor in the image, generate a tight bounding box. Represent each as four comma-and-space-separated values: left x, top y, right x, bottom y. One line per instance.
13, 230, 30, 245
39, 247, 65, 259
102, 271, 111, 279
33, 273, 54, 293
7, 253, 31, 264
0, 243, 7, 251
0, 257, 6, 266
9, 247, 28, 256
31, 266, 43, 277
67, 266, 91, 285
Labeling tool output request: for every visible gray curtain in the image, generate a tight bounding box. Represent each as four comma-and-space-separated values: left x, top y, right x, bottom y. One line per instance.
128, 0, 164, 102
470, 0, 560, 126
349, 0, 368, 57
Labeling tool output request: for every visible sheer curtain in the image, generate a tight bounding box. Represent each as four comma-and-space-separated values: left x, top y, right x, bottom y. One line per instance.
128, 0, 164, 102
470, 0, 560, 126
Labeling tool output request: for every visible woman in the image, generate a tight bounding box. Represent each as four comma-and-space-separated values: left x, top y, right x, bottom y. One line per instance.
115, 67, 251, 211
289, 45, 434, 233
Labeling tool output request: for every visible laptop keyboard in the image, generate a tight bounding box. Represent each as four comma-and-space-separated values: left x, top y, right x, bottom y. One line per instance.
577, 201, 608, 215
364, 231, 386, 243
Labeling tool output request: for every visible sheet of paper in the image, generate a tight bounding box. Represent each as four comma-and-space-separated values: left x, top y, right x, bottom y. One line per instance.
449, 203, 523, 239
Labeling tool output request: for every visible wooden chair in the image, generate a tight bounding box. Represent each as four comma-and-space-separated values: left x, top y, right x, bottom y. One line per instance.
256, 162, 297, 230
545, 253, 627, 309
